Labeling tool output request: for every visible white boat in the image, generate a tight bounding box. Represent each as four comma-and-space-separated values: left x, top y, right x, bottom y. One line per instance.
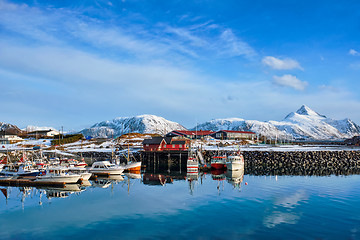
225, 155, 244, 171
0, 164, 42, 177
187, 157, 199, 173
89, 161, 124, 175
68, 167, 92, 181
35, 167, 81, 183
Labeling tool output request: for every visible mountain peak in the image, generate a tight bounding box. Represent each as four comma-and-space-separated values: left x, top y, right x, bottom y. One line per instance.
296, 105, 326, 118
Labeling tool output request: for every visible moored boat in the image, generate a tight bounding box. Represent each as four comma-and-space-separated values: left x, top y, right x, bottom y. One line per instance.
211, 156, 227, 169
225, 155, 244, 171
0, 163, 42, 177
124, 161, 141, 172
35, 167, 81, 183
89, 161, 124, 175
187, 157, 199, 173
68, 167, 92, 181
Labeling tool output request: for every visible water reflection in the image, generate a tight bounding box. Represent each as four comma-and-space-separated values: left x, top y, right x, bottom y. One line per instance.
2, 154, 358, 206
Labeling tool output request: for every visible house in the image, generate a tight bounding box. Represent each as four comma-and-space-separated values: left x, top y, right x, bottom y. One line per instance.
142, 136, 190, 152
211, 130, 256, 140
166, 130, 214, 139
27, 129, 60, 138
0, 131, 24, 144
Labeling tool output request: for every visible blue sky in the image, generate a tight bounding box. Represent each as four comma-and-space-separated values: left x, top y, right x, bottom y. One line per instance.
1, 0, 360, 131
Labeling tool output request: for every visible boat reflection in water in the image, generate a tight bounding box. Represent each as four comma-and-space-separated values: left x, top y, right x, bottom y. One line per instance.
92, 175, 125, 189
39, 184, 85, 199
124, 172, 141, 179
225, 167, 244, 189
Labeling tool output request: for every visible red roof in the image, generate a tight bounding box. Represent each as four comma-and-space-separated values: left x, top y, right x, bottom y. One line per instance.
172, 130, 214, 136
217, 130, 256, 134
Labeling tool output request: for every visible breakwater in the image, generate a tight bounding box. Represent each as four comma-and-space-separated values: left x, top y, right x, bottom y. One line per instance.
242, 150, 360, 176
79, 149, 360, 176
199, 149, 360, 176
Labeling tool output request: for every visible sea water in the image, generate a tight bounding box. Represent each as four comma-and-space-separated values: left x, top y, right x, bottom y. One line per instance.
0, 171, 359, 240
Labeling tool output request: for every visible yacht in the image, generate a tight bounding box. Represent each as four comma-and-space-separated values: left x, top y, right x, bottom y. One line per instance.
89, 161, 124, 175
35, 167, 81, 183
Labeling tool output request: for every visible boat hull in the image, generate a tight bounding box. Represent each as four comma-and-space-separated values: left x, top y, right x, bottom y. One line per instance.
80, 172, 92, 181
35, 175, 81, 183
89, 169, 124, 175
125, 162, 141, 172
211, 163, 226, 170
187, 158, 199, 173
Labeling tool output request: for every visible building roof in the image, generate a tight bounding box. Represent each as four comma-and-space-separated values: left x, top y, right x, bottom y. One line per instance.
142, 137, 172, 145
28, 129, 56, 135
215, 130, 256, 134
171, 140, 187, 145
168, 130, 214, 136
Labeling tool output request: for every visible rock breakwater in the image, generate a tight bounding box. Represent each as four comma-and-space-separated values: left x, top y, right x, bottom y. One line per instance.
242, 150, 360, 176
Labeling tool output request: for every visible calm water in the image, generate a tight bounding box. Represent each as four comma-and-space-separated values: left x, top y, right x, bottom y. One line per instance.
1, 170, 360, 240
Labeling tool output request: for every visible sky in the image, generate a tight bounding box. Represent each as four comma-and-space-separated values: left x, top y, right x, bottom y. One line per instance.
1, 0, 360, 131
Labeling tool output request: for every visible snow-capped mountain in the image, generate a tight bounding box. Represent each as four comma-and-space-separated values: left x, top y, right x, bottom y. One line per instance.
193, 105, 360, 140
0, 122, 23, 135
193, 118, 288, 139
81, 114, 187, 138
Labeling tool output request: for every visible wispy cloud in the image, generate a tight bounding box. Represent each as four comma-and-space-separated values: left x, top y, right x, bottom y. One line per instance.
218, 29, 256, 58
273, 74, 308, 91
262, 56, 303, 70
349, 49, 360, 56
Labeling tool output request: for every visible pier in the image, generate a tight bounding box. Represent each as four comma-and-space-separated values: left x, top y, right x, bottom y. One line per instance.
0, 178, 66, 188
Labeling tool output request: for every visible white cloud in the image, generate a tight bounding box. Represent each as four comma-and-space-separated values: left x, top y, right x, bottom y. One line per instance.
273, 74, 308, 91
349, 49, 360, 56
262, 56, 303, 70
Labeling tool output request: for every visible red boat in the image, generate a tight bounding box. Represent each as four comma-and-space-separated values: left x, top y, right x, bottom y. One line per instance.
211, 156, 227, 169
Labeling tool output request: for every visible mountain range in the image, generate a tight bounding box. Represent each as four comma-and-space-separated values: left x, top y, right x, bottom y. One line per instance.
2, 105, 360, 141
193, 105, 360, 141
80, 114, 187, 138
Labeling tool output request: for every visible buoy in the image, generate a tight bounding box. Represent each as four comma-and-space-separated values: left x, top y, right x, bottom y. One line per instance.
245, 182, 248, 185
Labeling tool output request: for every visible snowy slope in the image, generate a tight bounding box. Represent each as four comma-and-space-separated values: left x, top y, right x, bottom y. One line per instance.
193, 105, 360, 140
0, 122, 23, 134
81, 114, 187, 138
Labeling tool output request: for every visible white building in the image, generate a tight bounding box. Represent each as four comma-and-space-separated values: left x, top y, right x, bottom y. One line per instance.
27, 129, 60, 138
0, 132, 24, 144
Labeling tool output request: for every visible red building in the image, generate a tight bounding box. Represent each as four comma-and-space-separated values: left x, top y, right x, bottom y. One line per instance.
142, 136, 189, 152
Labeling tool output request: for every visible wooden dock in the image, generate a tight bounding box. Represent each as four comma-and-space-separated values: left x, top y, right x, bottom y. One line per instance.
0, 178, 66, 188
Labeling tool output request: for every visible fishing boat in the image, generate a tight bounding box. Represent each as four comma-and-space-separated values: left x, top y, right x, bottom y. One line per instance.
0, 163, 42, 177
225, 154, 244, 171
211, 155, 227, 169
124, 161, 141, 172
35, 167, 81, 183
89, 161, 124, 175
187, 157, 199, 173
